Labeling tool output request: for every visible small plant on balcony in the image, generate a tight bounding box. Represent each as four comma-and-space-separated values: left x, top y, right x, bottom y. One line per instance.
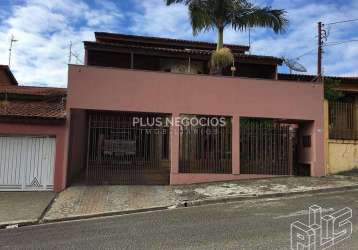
210, 47, 234, 73
166, 0, 288, 74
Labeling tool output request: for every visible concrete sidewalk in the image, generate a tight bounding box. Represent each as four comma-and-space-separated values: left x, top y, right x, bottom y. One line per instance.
0, 192, 56, 228
43, 175, 358, 223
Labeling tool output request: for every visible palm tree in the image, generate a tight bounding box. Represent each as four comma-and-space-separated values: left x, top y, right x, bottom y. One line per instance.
166, 0, 288, 72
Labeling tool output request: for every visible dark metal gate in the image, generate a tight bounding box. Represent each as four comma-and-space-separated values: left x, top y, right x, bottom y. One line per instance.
240, 122, 293, 175
86, 112, 170, 185
179, 115, 232, 173
329, 101, 358, 140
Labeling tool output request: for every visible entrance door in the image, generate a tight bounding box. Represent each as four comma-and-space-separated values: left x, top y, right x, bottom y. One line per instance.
0, 136, 56, 191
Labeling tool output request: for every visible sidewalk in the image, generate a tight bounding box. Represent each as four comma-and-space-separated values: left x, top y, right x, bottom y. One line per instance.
0, 192, 56, 228
43, 175, 358, 223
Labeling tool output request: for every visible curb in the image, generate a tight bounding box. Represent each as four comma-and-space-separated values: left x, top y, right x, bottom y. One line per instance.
3, 184, 358, 229
41, 206, 170, 224
0, 193, 58, 230
0, 220, 38, 230
179, 184, 358, 208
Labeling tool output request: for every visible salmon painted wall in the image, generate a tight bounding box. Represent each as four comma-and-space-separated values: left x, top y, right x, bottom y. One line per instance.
67, 65, 325, 182
0, 122, 66, 192
66, 109, 87, 183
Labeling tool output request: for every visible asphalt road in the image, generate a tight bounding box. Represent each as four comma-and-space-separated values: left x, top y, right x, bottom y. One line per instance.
1, 189, 358, 250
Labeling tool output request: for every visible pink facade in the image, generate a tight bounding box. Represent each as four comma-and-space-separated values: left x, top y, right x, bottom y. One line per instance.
66, 65, 325, 185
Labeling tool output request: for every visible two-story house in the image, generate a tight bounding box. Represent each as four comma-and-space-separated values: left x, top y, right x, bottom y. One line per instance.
64, 32, 325, 188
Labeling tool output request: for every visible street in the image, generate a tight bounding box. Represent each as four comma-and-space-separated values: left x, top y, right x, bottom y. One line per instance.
0, 189, 357, 250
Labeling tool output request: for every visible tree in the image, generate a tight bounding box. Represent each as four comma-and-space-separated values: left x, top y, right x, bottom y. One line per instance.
324, 78, 344, 101
166, 0, 288, 72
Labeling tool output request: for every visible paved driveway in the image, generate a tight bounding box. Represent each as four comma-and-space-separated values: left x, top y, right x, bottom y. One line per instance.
0, 192, 55, 228
44, 176, 358, 222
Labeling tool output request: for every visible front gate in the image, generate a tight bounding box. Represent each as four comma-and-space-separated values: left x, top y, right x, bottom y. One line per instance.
179, 115, 232, 173
240, 122, 294, 175
86, 112, 170, 185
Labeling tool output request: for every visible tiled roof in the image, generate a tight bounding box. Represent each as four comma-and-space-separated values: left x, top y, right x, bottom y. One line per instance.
0, 65, 18, 85
0, 100, 66, 120
95, 32, 250, 53
0, 85, 67, 96
0, 85, 66, 120
85, 41, 283, 65
278, 73, 358, 84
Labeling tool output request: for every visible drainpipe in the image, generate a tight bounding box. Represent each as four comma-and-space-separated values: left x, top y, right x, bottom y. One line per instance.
130, 52, 134, 69
324, 100, 329, 175
188, 56, 191, 73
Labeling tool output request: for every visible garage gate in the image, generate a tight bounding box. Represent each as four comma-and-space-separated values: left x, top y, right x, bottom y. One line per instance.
86, 112, 170, 185
0, 136, 56, 191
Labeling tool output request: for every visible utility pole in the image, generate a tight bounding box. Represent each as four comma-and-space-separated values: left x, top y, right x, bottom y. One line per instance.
317, 22, 328, 81
317, 22, 323, 80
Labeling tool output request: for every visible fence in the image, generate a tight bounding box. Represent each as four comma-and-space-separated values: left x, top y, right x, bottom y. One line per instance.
179, 116, 232, 174
240, 122, 293, 175
329, 101, 358, 140
86, 112, 170, 185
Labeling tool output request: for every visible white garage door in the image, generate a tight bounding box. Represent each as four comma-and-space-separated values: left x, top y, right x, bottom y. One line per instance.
0, 136, 56, 191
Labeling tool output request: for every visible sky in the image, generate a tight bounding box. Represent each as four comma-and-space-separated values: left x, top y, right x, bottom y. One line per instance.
0, 0, 357, 87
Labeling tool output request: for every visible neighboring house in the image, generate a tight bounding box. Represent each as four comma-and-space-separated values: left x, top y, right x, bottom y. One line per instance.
65, 32, 324, 187
0, 65, 67, 192
279, 73, 358, 174
0, 65, 18, 86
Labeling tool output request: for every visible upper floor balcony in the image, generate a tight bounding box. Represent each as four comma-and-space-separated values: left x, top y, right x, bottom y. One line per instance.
84, 32, 283, 81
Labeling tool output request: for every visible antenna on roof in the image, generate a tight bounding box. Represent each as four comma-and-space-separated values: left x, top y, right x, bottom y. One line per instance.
68, 41, 83, 65
282, 57, 307, 74
68, 41, 72, 64
8, 34, 18, 67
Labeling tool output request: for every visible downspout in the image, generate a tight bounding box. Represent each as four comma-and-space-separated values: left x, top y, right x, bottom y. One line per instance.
188, 56, 191, 73
130, 52, 134, 69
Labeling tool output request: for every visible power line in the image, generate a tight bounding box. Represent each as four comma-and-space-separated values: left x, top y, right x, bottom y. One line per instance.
285, 38, 358, 62
325, 18, 358, 26
295, 49, 316, 59
324, 39, 358, 47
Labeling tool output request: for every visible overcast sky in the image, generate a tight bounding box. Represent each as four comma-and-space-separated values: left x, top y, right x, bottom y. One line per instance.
0, 0, 357, 87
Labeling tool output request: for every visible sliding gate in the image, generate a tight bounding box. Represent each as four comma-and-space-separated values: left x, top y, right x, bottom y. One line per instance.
240, 122, 294, 175
86, 112, 170, 185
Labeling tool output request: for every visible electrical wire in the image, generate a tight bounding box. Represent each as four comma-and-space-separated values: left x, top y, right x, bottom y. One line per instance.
324, 39, 358, 47
295, 49, 316, 59
325, 18, 358, 26
292, 38, 358, 59
282, 19, 358, 75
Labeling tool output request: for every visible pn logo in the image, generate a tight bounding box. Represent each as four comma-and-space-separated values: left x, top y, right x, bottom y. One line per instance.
30, 177, 41, 187
291, 205, 352, 250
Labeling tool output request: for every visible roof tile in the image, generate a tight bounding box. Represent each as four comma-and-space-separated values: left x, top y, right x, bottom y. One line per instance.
0, 85, 67, 96
0, 85, 66, 120
0, 100, 65, 119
